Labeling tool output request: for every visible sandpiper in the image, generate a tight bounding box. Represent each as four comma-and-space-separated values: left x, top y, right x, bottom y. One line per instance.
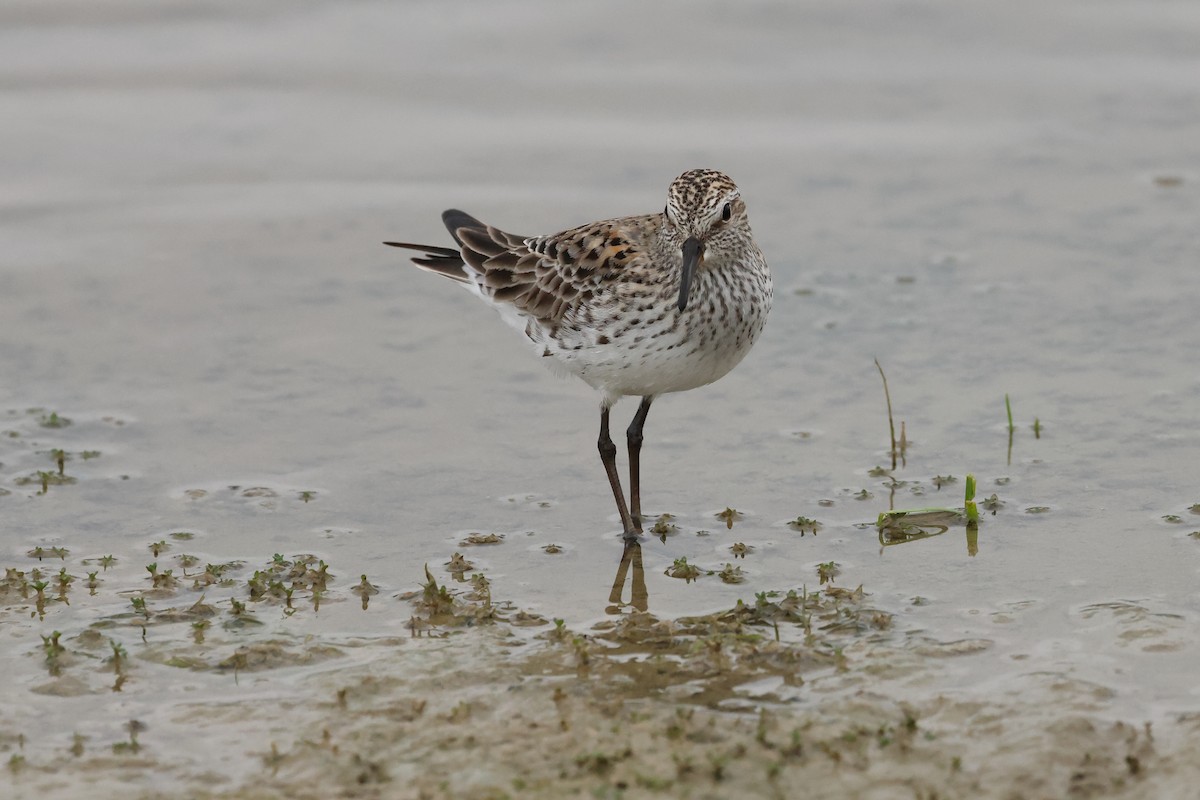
386, 169, 771, 538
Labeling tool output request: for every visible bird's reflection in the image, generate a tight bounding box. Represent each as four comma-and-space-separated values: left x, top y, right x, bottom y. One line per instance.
606, 538, 648, 614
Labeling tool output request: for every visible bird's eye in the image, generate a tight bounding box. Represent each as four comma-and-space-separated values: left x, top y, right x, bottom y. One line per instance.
721, 203, 732, 222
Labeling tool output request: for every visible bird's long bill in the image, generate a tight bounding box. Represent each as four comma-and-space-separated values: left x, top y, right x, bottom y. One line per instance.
678, 236, 704, 311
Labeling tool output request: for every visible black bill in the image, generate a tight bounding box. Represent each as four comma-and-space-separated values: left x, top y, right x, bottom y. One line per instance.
678, 236, 703, 311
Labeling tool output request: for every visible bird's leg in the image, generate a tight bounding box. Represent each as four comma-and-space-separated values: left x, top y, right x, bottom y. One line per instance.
599, 407, 638, 538
626, 396, 653, 531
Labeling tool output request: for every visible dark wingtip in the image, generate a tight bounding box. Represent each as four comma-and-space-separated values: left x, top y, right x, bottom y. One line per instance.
441, 209, 485, 246
441, 208, 481, 227
384, 241, 462, 258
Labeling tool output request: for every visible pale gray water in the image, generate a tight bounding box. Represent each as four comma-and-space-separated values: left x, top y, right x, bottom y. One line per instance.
2, 0, 1200, 791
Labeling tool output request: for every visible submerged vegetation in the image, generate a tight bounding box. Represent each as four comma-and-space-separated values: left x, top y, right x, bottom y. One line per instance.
0, 374, 1170, 798
3, 533, 1165, 799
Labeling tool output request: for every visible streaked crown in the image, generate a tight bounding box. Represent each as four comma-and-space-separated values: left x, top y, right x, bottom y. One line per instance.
662, 169, 751, 255
667, 169, 739, 230
666, 169, 740, 216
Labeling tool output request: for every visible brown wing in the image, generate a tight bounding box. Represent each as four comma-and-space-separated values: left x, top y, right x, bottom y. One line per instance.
389, 209, 657, 324
455, 215, 653, 324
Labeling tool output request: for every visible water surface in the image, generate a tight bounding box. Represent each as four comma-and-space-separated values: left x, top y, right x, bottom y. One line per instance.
2, 1, 1199, 796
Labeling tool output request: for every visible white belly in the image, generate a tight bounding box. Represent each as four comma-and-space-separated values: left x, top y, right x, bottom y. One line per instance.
536, 267, 772, 403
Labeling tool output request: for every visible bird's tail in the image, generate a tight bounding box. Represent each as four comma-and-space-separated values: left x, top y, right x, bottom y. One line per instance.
384, 209, 489, 284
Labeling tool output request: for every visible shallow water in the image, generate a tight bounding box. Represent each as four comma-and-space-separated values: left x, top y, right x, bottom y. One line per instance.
3, 0, 1200, 795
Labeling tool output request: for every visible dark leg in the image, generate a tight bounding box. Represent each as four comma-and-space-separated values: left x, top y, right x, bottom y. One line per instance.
626, 396, 653, 531
599, 406, 638, 538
